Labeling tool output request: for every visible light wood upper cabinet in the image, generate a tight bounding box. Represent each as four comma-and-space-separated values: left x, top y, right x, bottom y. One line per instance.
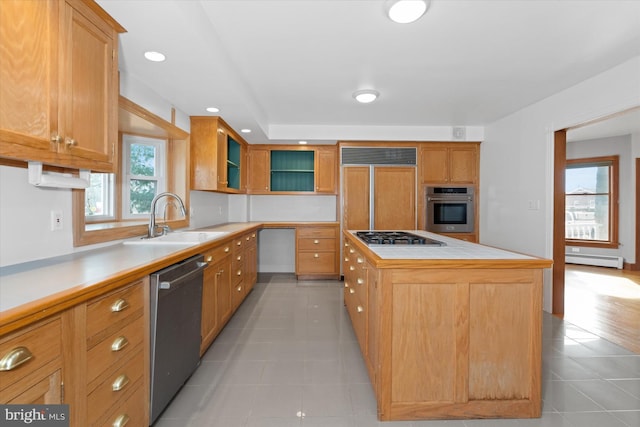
246, 145, 338, 194
190, 116, 248, 193
247, 147, 270, 192
0, 0, 124, 172
315, 146, 338, 193
420, 143, 479, 184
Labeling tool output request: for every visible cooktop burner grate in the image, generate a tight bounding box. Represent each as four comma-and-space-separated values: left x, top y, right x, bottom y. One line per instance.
355, 231, 445, 246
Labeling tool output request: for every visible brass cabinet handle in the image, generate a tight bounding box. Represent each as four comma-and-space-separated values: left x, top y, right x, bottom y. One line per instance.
237, 255, 242, 261
111, 336, 129, 352
236, 241, 242, 246
251, 233, 256, 238
236, 270, 242, 276
357, 305, 364, 313
112, 374, 130, 391
344, 282, 349, 288
313, 239, 320, 244
246, 236, 250, 241
224, 247, 230, 253
206, 255, 213, 262
344, 257, 349, 262
111, 299, 129, 313
65, 137, 77, 147
357, 278, 364, 285
50, 133, 61, 144
112, 414, 130, 427
0, 346, 33, 371
349, 248, 355, 254
349, 288, 355, 294
349, 266, 355, 271
314, 253, 319, 258
357, 257, 364, 264
237, 286, 242, 292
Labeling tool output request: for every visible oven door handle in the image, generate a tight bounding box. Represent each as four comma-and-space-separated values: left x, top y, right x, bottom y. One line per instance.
159, 261, 208, 290
427, 197, 472, 202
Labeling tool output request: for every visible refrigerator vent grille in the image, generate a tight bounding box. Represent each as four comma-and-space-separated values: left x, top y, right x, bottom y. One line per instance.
341, 147, 416, 165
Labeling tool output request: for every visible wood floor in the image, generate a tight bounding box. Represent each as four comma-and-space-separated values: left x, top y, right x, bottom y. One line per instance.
564, 264, 640, 354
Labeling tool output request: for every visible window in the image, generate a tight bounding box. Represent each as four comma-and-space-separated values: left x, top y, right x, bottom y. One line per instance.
73, 96, 189, 247
565, 155, 619, 247
122, 135, 166, 218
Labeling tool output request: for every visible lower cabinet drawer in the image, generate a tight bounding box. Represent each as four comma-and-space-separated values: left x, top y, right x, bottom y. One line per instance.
87, 314, 144, 388
100, 382, 147, 427
87, 350, 144, 426
297, 251, 336, 274
0, 317, 61, 393
297, 238, 336, 251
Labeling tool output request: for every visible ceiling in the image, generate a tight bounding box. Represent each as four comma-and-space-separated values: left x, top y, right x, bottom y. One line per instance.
97, 0, 640, 145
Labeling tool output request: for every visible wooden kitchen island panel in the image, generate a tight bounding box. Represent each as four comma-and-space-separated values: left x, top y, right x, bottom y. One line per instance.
343, 232, 551, 421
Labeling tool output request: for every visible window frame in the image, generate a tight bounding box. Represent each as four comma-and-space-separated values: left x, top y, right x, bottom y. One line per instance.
72, 96, 189, 247
565, 155, 619, 249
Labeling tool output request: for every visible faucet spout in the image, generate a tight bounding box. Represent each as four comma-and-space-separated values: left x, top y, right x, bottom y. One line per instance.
148, 192, 187, 238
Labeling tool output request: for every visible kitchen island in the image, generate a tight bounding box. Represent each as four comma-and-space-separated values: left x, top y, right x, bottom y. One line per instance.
342, 230, 553, 421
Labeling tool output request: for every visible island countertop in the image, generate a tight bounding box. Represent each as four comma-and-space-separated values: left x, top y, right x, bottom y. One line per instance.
344, 230, 553, 269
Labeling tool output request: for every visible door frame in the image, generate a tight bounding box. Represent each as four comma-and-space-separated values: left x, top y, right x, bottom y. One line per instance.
552, 107, 640, 315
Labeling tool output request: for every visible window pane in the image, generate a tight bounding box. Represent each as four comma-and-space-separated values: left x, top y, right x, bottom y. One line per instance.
130, 143, 157, 176
566, 165, 609, 193
129, 179, 157, 214
85, 173, 114, 218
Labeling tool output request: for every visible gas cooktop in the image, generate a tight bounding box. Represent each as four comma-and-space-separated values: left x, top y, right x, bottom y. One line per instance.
355, 231, 445, 246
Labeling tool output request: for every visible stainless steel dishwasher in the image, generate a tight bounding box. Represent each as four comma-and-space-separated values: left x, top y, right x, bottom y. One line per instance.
149, 255, 207, 424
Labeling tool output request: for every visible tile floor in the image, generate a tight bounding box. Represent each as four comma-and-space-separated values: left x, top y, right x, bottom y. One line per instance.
154, 274, 640, 427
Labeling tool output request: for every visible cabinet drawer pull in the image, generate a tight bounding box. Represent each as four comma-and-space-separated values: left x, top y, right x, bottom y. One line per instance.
344, 282, 349, 288
237, 255, 242, 261
65, 137, 77, 147
237, 286, 242, 292
344, 257, 349, 262
314, 253, 319, 258
237, 270, 242, 276
0, 346, 33, 371
313, 239, 320, 244
349, 266, 355, 271
357, 278, 364, 285
236, 241, 242, 246
246, 236, 250, 241
206, 255, 213, 262
349, 248, 355, 254
224, 247, 230, 253
357, 257, 364, 264
51, 133, 61, 143
111, 299, 129, 313
112, 414, 130, 427
112, 374, 130, 391
111, 336, 129, 352
349, 288, 355, 294
357, 305, 364, 313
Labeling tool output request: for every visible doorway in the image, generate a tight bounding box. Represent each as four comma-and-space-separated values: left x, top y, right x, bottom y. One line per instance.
552, 108, 640, 349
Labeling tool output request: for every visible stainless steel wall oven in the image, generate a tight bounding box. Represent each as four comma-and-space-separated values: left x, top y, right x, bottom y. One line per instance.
425, 186, 475, 233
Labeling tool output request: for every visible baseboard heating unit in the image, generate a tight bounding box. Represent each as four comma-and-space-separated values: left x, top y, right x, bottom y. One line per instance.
565, 253, 624, 269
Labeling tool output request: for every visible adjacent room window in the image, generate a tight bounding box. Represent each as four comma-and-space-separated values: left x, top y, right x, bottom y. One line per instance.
565, 155, 619, 247
85, 173, 115, 220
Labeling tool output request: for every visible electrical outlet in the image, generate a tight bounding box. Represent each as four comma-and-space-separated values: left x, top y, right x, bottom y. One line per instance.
51, 210, 63, 231
527, 200, 540, 210
571, 247, 580, 253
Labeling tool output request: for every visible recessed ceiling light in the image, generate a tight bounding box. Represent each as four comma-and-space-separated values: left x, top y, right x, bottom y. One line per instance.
298, 140, 308, 145
352, 89, 380, 104
241, 129, 251, 133
205, 107, 220, 113
385, 0, 429, 24
144, 51, 166, 62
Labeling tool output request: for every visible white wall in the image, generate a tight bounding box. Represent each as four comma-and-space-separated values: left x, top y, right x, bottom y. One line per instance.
566, 134, 635, 263
481, 55, 640, 312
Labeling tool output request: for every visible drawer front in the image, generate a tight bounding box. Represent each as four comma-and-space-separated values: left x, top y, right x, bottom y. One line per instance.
100, 383, 147, 427
0, 317, 61, 392
298, 251, 337, 274
297, 226, 336, 239
87, 350, 144, 426
202, 243, 232, 264
298, 237, 336, 251
87, 313, 144, 387
87, 281, 144, 342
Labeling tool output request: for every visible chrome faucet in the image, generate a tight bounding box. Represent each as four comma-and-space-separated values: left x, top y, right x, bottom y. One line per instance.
148, 192, 187, 238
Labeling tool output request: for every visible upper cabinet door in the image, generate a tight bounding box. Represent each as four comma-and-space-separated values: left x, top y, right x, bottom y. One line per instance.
58, 0, 119, 169
420, 143, 479, 185
315, 146, 337, 193
0, 0, 58, 151
247, 147, 270, 193
0, 0, 122, 172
